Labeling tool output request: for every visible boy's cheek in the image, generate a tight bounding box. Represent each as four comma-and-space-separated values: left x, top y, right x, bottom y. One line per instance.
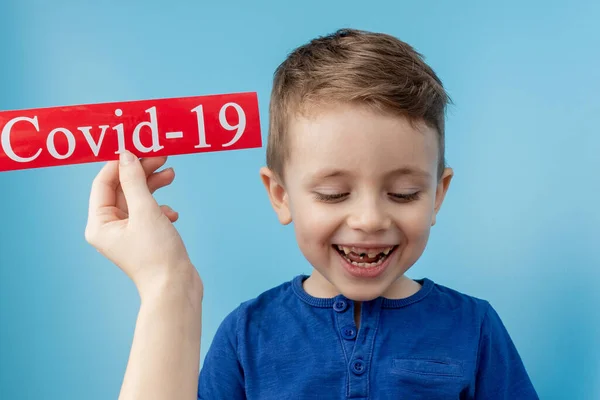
293, 206, 340, 239
394, 206, 436, 236
295, 209, 337, 232
290, 196, 332, 219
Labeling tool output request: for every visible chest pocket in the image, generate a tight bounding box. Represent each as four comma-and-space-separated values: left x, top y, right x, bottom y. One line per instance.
389, 358, 468, 399
392, 358, 463, 376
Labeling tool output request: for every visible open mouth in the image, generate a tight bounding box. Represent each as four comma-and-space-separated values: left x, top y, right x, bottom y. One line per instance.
333, 245, 398, 268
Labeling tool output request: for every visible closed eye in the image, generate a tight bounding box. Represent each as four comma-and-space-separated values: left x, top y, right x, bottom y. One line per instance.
389, 192, 420, 202
314, 192, 420, 203
314, 192, 349, 202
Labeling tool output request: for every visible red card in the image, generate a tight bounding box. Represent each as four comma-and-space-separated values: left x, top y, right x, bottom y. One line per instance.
0, 92, 262, 172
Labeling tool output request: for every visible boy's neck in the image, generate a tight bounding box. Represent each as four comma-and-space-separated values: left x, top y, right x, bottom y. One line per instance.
302, 271, 422, 301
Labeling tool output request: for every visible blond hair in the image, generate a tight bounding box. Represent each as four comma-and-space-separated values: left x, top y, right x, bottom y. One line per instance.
266, 28, 451, 181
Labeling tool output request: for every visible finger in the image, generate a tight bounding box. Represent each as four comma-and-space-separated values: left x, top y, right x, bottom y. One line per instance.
160, 205, 179, 223
114, 156, 167, 202
115, 167, 175, 213
147, 167, 175, 194
90, 205, 129, 225
113, 207, 129, 221
140, 156, 168, 177
88, 161, 119, 217
118, 151, 158, 218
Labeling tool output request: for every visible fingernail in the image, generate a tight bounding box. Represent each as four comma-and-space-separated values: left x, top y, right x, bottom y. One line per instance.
120, 151, 135, 165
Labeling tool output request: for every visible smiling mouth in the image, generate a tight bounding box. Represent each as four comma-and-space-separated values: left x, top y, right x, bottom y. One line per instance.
333, 245, 398, 268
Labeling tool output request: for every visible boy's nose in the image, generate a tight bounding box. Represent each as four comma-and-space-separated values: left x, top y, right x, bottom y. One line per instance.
346, 199, 392, 233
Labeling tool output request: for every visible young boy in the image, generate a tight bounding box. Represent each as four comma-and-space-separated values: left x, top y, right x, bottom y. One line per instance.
85, 29, 538, 399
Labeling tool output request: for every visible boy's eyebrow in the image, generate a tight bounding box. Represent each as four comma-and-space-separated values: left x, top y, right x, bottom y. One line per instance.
386, 167, 432, 179
313, 167, 432, 180
314, 169, 348, 179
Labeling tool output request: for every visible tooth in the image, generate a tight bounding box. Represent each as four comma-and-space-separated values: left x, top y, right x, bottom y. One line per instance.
343, 247, 351, 255
358, 263, 366, 267
383, 247, 391, 255
368, 252, 377, 258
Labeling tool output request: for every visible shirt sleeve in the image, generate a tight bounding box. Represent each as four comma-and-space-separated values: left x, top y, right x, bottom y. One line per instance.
474, 302, 539, 399
197, 306, 246, 400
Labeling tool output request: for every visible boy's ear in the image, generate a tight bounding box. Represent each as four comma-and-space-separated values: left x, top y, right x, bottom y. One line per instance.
431, 167, 453, 226
259, 167, 292, 225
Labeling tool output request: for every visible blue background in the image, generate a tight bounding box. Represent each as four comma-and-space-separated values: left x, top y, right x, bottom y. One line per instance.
1, 0, 598, 399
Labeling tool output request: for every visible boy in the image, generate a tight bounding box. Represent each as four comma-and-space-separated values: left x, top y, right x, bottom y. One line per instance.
85, 29, 538, 399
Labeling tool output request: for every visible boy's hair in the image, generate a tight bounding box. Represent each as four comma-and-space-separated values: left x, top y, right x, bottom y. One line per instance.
266, 28, 451, 181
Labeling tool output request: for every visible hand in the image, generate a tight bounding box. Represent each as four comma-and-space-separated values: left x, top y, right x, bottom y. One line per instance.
85, 151, 199, 297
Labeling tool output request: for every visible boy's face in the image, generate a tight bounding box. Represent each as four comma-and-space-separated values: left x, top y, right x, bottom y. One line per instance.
261, 103, 452, 301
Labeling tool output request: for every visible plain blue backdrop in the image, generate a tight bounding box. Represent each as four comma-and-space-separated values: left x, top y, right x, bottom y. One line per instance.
1, 0, 598, 399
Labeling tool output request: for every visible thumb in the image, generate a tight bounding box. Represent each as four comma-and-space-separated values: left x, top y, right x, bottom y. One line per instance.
118, 151, 157, 217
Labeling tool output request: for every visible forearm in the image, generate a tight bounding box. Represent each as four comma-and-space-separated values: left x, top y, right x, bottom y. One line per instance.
119, 266, 204, 400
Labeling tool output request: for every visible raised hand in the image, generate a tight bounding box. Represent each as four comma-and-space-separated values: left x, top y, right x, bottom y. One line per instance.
84, 151, 198, 296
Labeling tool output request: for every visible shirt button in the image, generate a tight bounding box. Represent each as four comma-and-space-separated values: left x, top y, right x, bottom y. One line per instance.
341, 326, 356, 340
351, 359, 366, 375
333, 300, 347, 312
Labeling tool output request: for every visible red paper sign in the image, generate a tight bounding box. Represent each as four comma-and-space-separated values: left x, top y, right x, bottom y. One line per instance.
0, 92, 262, 172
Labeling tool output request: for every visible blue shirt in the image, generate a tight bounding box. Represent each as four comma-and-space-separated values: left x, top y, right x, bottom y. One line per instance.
198, 275, 538, 399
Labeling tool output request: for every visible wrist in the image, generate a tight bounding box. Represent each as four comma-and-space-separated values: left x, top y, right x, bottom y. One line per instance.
138, 262, 204, 307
